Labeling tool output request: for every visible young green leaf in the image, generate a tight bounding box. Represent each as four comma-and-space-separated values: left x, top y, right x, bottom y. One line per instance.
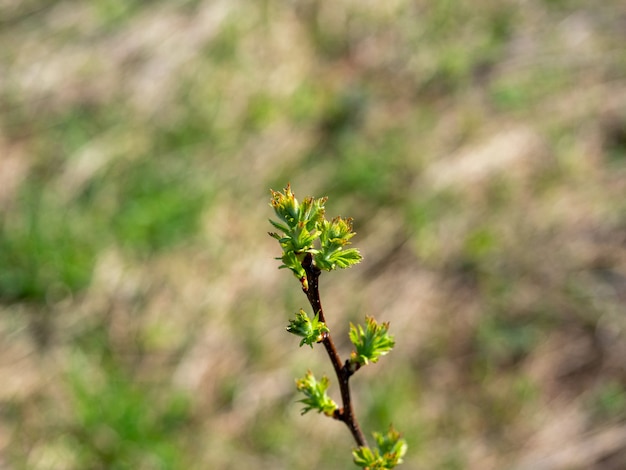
269, 185, 329, 281
352, 427, 407, 469
315, 216, 362, 271
286, 309, 329, 347
315, 247, 362, 270
349, 316, 395, 366
275, 250, 307, 281
269, 184, 299, 227
269, 184, 325, 255
352, 446, 379, 468
295, 371, 338, 416
374, 427, 408, 467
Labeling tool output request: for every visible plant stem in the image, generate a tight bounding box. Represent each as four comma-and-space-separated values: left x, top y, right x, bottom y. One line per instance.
301, 253, 368, 448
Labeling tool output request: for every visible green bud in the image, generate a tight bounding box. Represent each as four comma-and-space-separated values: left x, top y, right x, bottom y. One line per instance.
269, 184, 299, 227
352, 446, 378, 468
276, 250, 307, 281
352, 427, 407, 469
349, 316, 395, 366
374, 427, 408, 468
286, 310, 329, 347
269, 184, 326, 254
269, 185, 362, 276
315, 217, 362, 271
295, 371, 338, 416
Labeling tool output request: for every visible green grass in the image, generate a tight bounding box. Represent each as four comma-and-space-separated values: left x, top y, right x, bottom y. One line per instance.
0, 185, 98, 302
66, 354, 193, 470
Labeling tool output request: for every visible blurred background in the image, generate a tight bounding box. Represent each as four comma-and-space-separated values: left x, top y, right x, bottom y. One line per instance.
1, 0, 625, 468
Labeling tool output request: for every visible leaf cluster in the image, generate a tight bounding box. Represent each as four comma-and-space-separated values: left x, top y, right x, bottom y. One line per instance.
269, 184, 362, 280
352, 428, 408, 469
286, 309, 329, 348
349, 316, 395, 367
295, 371, 338, 417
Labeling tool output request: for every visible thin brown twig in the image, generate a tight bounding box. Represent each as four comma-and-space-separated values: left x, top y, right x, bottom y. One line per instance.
301, 253, 368, 448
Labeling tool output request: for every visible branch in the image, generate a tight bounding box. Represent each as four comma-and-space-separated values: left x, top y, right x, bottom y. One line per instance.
301, 253, 368, 448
